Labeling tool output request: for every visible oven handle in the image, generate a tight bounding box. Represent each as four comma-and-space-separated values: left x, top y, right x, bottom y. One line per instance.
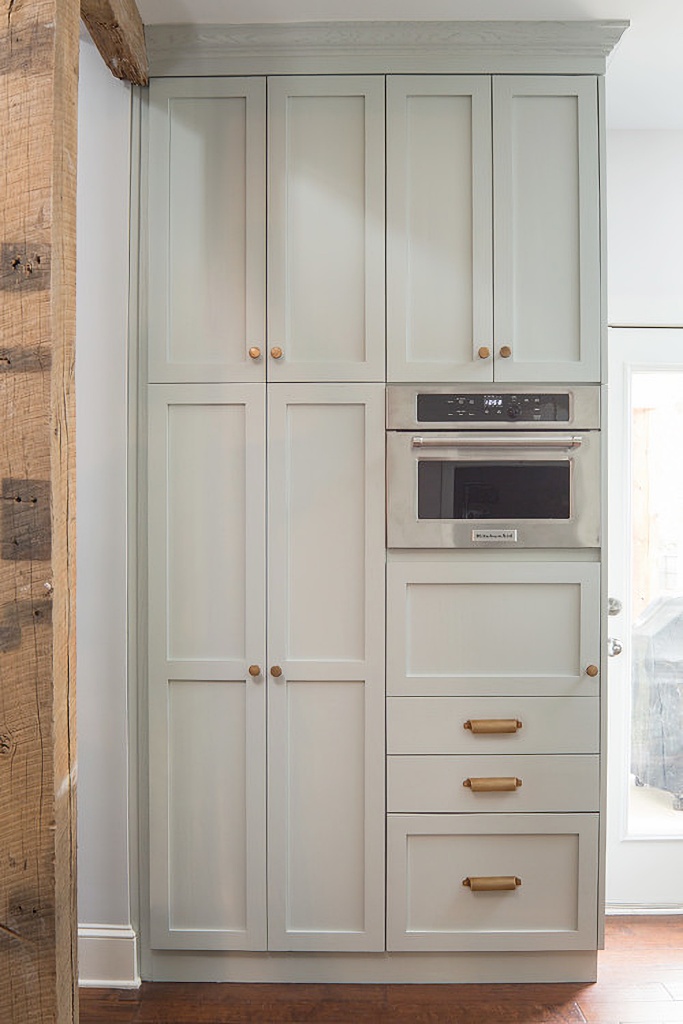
411, 435, 584, 450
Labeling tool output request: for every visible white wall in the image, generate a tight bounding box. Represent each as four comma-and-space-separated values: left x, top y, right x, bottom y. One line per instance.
76, 32, 136, 983
607, 130, 683, 326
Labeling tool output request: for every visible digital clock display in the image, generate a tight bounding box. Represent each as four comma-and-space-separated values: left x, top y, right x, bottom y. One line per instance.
484, 397, 503, 407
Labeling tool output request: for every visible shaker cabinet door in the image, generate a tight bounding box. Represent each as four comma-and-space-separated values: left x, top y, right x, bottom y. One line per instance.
493, 76, 601, 382
268, 77, 386, 382
147, 79, 266, 384
266, 384, 386, 950
147, 384, 267, 950
387, 76, 493, 383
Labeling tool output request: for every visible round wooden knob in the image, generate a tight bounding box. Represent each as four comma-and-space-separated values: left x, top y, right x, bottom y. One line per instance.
248, 347, 261, 360
478, 346, 490, 360
270, 665, 283, 678
499, 345, 512, 359
248, 665, 261, 677
270, 346, 283, 360
586, 664, 599, 677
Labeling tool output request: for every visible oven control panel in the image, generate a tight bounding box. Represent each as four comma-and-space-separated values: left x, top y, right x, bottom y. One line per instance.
416, 392, 571, 423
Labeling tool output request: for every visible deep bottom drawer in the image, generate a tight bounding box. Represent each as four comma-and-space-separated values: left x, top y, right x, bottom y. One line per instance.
387, 813, 599, 952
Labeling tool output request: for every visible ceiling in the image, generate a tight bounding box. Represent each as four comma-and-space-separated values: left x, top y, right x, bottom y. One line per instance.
136, 0, 683, 130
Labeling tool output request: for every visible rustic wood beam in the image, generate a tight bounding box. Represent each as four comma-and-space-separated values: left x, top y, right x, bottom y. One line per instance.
81, 0, 149, 85
0, 0, 79, 1020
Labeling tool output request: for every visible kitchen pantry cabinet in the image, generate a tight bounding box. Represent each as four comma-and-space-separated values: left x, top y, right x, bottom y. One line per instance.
386, 76, 601, 383
146, 383, 385, 951
146, 76, 385, 384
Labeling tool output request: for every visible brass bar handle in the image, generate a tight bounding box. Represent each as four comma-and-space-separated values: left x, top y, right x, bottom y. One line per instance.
464, 777, 522, 792
463, 876, 522, 891
464, 718, 522, 734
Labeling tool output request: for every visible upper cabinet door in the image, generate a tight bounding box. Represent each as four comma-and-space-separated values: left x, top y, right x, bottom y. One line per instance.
268, 77, 386, 382
493, 76, 601, 383
387, 76, 493, 383
147, 79, 266, 383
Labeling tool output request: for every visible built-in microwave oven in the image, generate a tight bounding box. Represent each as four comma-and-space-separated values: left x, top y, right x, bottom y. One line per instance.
386, 384, 601, 548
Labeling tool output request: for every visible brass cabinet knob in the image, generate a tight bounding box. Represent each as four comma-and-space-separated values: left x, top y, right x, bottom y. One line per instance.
248, 665, 261, 677
477, 346, 490, 360
270, 346, 283, 360
586, 664, 599, 677
270, 665, 283, 678
499, 345, 512, 359
248, 347, 261, 360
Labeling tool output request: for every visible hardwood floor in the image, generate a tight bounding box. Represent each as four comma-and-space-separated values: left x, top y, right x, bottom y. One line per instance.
80, 916, 683, 1024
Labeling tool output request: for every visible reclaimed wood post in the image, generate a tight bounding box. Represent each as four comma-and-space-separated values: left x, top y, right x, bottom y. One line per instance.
0, 0, 79, 1020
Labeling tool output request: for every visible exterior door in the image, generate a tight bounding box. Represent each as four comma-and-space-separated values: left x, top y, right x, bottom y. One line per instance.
607, 328, 683, 909
266, 384, 386, 950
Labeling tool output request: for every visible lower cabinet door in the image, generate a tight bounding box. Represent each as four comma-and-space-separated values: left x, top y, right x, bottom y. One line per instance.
387, 813, 599, 952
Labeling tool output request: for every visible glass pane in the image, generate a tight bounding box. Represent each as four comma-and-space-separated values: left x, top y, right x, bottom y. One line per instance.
629, 372, 683, 836
417, 461, 570, 520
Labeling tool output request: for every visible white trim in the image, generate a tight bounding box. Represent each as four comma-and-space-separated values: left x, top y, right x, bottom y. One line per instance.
606, 904, 683, 916
146, 20, 628, 78
78, 926, 140, 988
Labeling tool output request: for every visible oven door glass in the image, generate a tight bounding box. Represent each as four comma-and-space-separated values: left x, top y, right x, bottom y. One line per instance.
417, 461, 571, 521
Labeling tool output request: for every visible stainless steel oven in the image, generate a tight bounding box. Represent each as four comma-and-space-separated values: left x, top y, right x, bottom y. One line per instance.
387, 384, 601, 548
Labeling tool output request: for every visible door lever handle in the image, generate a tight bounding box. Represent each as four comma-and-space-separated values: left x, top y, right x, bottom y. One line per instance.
608, 637, 623, 657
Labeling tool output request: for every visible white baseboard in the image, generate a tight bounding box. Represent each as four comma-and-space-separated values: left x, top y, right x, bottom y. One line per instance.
606, 903, 683, 915
78, 925, 140, 988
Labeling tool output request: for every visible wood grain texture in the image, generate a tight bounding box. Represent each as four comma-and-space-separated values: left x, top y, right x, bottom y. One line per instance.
80, 917, 683, 1024
81, 0, 148, 85
0, 0, 79, 1020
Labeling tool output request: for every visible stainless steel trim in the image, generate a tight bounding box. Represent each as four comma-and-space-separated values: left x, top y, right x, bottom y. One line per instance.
411, 434, 583, 450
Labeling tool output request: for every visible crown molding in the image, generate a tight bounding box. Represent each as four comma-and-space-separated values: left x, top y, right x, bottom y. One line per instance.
145, 19, 629, 78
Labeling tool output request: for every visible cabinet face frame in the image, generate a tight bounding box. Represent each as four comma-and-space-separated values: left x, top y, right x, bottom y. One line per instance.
147, 79, 267, 385
146, 383, 267, 950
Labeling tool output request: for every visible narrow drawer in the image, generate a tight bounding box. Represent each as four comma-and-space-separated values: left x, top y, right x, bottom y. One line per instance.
387, 696, 598, 754
387, 754, 599, 812
387, 813, 599, 952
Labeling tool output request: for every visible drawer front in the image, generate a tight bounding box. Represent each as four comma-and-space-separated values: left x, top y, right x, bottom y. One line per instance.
388, 754, 599, 812
387, 696, 599, 754
387, 813, 599, 951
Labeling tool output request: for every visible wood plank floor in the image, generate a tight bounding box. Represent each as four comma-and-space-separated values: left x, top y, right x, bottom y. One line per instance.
80, 916, 683, 1024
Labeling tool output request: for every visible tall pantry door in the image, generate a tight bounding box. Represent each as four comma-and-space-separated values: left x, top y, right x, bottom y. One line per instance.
146, 384, 267, 950
266, 385, 386, 951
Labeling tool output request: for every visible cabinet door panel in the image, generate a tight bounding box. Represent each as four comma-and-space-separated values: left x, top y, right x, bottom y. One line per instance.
387, 814, 599, 951
268, 77, 385, 382
147, 79, 266, 383
387, 560, 600, 696
267, 385, 385, 950
387, 76, 493, 382
147, 384, 266, 950
493, 77, 600, 382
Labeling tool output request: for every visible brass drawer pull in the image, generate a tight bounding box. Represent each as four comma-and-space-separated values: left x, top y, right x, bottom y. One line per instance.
463, 876, 522, 891
464, 776, 522, 792
464, 718, 522, 734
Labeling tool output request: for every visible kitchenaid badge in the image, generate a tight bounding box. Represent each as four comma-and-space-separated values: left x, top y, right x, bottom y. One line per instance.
471, 529, 518, 542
